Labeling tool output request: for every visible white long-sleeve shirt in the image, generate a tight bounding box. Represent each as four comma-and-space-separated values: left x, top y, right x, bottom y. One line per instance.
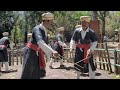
70, 27, 97, 52
37, 23, 54, 57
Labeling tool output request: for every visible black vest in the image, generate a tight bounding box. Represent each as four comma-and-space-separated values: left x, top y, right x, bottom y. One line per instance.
76, 29, 95, 44
30, 27, 48, 45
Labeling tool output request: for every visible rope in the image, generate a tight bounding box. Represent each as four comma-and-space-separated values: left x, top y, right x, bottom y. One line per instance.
50, 54, 91, 71
52, 54, 120, 70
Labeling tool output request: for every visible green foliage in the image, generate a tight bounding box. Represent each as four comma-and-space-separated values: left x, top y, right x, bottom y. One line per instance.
53, 11, 91, 42
1, 11, 120, 44
106, 11, 120, 37
53, 11, 91, 33
0, 11, 19, 39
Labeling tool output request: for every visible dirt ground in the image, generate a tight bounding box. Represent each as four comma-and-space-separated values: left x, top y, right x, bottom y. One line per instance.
0, 61, 115, 79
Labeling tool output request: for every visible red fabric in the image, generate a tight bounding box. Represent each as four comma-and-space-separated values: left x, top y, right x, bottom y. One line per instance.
27, 42, 45, 69
0, 45, 7, 48
76, 44, 91, 63
61, 46, 64, 56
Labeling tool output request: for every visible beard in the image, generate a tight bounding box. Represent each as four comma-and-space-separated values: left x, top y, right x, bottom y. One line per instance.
82, 27, 88, 30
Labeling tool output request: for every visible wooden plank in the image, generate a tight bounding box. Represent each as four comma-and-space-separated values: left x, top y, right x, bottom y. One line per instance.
16, 50, 19, 65
101, 51, 105, 70
104, 51, 109, 71
8, 50, 11, 66
11, 49, 14, 65
105, 42, 113, 73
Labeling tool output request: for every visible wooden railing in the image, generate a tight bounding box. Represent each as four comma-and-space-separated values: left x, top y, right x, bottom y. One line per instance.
2, 43, 120, 74
7, 49, 23, 66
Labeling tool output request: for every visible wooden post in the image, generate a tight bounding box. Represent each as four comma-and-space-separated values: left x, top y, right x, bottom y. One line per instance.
8, 50, 11, 66
101, 51, 105, 70
105, 42, 112, 73
117, 43, 120, 74
11, 49, 14, 65
93, 50, 97, 68
114, 49, 118, 74
16, 50, 19, 65
99, 50, 102, 69
104, 51, 109, 71
20, 50, 23, 64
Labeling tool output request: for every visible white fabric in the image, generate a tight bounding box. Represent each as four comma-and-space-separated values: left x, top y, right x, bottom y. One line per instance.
81, 28, 97, 52
3, 62, 9, 71
0, 63, 2, 75
90, 41, 97, 52
75, 64, 95, 79
70, 28, 97, 52
37, 41, 54, 57
60, 59, 63, 65
49, 58, 54, 66
49, 58, 63, 66
0, 62, 11, 74
37, 23, 55, 57
89, 63, 95, 79
80, 28, 89, 39
3, 36, 8, 39
70, 39, 76, 50
76, 71, 80, 79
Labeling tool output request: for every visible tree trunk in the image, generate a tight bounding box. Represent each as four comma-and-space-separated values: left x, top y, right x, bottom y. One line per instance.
101, 18, 105, 43
14, 25, 17, 47
118, 43, 120, 74
92, 11, 98, 20
24, 14, 28, 44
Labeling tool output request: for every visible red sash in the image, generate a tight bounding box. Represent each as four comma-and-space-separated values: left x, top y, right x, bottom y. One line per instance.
76, 44, 91, 63
27, 42, 45, 69
0, 45, 7, 48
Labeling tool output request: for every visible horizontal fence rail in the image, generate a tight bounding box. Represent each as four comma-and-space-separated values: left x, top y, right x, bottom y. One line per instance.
1, 45, 120, 74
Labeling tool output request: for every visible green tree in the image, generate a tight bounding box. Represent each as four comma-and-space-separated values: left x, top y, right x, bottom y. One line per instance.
97, 11, 109, 42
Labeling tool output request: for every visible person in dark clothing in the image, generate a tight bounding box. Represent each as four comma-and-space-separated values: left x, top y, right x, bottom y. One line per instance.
70, 16, 98, 79
49, 27, 67, 69
0, 32, 11, 73
21, 12, 58, 79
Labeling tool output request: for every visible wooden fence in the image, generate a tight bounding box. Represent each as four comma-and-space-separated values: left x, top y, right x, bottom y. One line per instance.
1, 49, 23, 67
2, 43, 120, 74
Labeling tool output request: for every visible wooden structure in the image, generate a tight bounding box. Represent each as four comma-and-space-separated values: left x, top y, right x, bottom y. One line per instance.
1, 43, 120, 75
90, 20, 100, 41
1, 49, 23, 67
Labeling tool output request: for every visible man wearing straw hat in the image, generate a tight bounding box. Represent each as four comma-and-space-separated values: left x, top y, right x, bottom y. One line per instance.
70, 16, 98, 79
49, 27, 67, 69
21, 12, 58, 79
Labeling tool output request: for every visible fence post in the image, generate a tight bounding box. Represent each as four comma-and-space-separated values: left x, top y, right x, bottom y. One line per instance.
8, 50, 11, 66
105, 42, 112, 73
118, 43, 120, 74
114, 49, 118, 74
